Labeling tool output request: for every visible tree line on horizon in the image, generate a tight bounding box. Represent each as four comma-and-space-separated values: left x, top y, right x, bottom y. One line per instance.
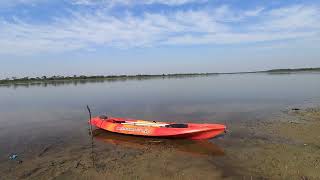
0, 73, 215, 83
1, 67, 319, 84
266, 67, 320, 72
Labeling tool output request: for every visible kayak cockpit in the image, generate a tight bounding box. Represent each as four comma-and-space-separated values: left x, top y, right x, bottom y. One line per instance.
98, 116, 189, 128
164, 124, 188, 128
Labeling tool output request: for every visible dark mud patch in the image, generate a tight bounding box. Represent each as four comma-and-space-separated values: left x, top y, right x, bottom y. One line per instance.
20, 167, 41, 179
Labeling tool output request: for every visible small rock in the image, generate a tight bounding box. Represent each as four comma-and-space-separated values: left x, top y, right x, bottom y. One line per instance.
289, 121, 301, 124
75, 162, 80, 168
9, 154, 18, 160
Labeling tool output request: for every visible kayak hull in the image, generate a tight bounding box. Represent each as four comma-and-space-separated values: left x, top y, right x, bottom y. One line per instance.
93, 129, 225, 156
89, 116, 226, 140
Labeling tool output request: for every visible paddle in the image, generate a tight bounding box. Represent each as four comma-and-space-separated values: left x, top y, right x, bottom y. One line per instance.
86, 105, 95, 167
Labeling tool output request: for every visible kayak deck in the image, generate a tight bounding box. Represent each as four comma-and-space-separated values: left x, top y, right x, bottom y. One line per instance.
89, 116, 226, 140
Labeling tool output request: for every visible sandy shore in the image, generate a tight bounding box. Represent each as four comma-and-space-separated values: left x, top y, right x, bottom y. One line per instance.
1, 107, 320, 179
226, 107, 320, 179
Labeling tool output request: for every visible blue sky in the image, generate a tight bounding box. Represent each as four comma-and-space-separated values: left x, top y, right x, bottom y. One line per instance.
0, 0, 320, 77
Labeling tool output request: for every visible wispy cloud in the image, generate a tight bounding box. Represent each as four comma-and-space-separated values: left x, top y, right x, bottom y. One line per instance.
0, 4, 319, 55
0, 0, 49, 8
256, 5, 320, 31
72, 0, 206, 6
164, 32, 317, 45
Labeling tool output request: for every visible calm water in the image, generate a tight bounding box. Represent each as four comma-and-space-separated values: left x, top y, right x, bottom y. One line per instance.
1, 73, 320, 178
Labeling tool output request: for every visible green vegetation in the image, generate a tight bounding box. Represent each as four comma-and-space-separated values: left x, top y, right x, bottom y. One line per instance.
266, 67, 320, 73
0, 73, 218, 85
1, 67, 319, 85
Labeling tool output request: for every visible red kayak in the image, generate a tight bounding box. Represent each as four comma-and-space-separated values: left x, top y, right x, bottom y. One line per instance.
89, 116, 226, 140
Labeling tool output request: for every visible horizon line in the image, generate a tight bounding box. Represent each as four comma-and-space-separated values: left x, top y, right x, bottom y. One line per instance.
1, 67, 320, 81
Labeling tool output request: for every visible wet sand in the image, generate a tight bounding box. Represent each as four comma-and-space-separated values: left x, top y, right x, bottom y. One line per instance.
222, 107, 320, 179
1, 107, 320, 179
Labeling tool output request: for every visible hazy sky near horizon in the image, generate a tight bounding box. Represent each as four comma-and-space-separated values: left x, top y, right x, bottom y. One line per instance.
0, 0, 320, 77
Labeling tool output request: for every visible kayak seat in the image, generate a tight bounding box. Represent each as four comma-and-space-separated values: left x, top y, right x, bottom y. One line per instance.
165, 124, 188, 128
99, 115, 108, 119
113, 120, 126, 123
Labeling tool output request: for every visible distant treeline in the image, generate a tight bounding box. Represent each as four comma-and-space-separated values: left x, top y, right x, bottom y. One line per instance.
266, 67, 320, 73
0, 73, 217, 85
1, 67, 319, 85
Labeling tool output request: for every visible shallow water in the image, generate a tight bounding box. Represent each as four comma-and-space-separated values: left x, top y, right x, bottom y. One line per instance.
1, 73, 320, 179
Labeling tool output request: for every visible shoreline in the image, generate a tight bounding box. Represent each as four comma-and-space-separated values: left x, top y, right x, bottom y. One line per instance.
1, 67, 320, 85
1, 106, 319, 179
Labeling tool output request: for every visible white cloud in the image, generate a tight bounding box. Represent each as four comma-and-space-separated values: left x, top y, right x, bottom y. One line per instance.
72, 0, 206, 6
0, 0, 49, 8
164, 32, 317, 45
0, 4, 319, 55
255, 5, 320, 31
243, 7, 264, 17
0, 0, 204, 8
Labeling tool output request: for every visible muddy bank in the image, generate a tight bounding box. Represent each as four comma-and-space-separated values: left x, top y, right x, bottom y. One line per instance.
0, 136, 230, 180
224, 107, 320, 179
1, 107, 320, 179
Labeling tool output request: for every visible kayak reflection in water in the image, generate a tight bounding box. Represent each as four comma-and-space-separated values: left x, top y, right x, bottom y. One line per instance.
92, 129, 225, 157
